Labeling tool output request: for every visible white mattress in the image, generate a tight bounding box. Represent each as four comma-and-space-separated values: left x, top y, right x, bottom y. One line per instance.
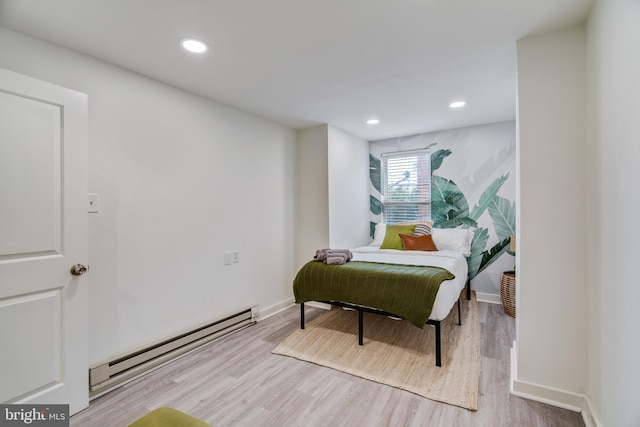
350, 246, 468, 321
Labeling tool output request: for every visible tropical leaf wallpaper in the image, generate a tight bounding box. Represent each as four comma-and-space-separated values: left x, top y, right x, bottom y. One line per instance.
369, 121, 516, 295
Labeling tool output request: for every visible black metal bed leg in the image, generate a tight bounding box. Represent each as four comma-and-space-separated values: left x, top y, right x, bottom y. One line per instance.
466, 276, 471, 301
300, 303, 305, 329
457, 297, 462, 326
358, 309, 363, 346
434, 321, 441, 367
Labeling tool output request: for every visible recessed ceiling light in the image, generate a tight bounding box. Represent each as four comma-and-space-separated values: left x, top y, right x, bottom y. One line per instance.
366, 119, 380, 125
449, 101, 466, 109
181, 38, 208, 53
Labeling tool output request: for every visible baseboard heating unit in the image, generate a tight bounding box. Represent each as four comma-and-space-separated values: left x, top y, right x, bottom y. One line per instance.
89, 305, 258, 397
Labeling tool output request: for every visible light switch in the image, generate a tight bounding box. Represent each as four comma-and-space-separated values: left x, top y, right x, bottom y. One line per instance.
88, 193, 99, 213
223, 251, 232, 265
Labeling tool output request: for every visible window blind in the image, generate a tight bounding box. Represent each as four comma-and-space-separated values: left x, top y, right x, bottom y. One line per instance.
382, 149, 431, 224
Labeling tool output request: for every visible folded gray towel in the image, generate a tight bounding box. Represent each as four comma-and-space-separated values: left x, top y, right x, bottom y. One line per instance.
314, 248, 353, 264
314, 248, 331, 262
328, 249, 353, 261
325, 253, 348, 265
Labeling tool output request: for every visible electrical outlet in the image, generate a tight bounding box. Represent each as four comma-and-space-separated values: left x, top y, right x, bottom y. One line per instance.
232, 250, 239, 263
88, 193, 99, 213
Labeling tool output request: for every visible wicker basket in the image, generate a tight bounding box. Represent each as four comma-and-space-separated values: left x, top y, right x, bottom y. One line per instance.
500, 271, 516, 318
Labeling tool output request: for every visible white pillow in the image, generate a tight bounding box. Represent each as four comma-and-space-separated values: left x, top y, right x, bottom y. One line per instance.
369, 223, 387, 246
432, 228, 474, 256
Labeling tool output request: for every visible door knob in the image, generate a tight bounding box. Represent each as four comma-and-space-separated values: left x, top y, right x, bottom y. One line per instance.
70, 264, 87, 276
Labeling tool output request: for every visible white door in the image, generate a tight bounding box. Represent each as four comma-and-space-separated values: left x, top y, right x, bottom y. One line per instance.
0, 68, 89, 415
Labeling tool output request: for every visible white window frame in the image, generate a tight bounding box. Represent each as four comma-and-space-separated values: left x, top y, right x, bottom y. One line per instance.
382, 149, 431, 224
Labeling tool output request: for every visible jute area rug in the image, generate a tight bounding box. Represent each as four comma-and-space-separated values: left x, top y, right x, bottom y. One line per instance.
272, 292, 480, 410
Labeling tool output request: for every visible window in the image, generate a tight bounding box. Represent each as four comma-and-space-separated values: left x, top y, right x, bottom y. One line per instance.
382, 149, 431, 224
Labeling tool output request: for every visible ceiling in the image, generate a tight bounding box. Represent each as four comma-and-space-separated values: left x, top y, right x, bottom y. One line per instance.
0, 0, 593, 141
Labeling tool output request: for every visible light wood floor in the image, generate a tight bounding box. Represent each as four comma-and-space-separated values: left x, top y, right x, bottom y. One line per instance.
71, 302, 585, 427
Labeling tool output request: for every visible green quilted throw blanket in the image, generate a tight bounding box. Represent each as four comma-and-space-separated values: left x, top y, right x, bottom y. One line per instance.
293, 261, 455, 328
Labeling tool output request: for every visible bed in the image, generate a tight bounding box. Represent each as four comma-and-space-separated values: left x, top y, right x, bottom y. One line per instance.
293, 224, 472, 367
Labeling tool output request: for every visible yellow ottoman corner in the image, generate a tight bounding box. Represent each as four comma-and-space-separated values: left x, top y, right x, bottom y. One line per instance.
128, 407, 211, 427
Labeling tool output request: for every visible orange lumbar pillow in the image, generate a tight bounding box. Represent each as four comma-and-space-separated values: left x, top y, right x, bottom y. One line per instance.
399, 233, 439, 251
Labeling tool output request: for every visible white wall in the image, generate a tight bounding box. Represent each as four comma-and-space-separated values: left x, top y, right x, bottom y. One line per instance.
586, 1, 640, 425
515, 24, 588, 401
295, 125, 370, 266
0, 27, 298, 364
328, 126, 370, 249
295, 125, 330, 268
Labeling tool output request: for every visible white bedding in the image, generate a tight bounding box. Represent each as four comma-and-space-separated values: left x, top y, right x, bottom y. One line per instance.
351, 246, 468, 321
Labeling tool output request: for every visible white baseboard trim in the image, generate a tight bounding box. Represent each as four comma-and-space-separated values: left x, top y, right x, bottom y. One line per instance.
262, 296, 501, 316
257, 298, 295, 321
475, 292, 501, 304
511, 379, 584, 412
510, 341, 597, 418
581, 395, 602, 427
257, 298, 333, 322
305, 301, 331, 310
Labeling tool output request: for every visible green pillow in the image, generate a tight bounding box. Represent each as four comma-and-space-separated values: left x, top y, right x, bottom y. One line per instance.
380, 224, 416, 250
